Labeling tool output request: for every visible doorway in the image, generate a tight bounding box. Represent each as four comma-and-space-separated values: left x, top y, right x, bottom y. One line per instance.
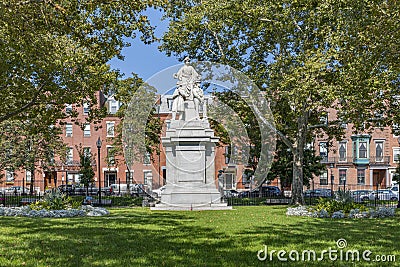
373, 170, 386, 187
104, 171, 117, 186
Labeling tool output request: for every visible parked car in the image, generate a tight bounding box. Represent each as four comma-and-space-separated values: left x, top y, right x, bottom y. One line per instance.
57, 184, 101, 196
4, 186, 30, 195
360, 189, 398, 201
223, 189, 239, 198
260, 186, 282, 197
58, 184, 74, 194
152, 185, 167, 198
304, 189, 332, 198
238, 186, 281, 198
351, 190, 373, 202
102, 186, 114, 196
108, 183, 145, 196
238, 189, 258, 198
388, 185, 398, 196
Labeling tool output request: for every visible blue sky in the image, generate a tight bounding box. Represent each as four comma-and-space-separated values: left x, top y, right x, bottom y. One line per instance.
108, 9, 181, 81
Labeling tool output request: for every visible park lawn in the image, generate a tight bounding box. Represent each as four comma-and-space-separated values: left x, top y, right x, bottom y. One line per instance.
0, 206, 398, 266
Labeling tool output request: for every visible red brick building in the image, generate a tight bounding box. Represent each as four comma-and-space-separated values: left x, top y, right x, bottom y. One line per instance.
1, 92, 247, 193
312, 108, 399, 191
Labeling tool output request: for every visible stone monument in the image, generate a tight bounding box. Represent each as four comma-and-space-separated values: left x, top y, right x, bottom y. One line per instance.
152, 58, 231, 210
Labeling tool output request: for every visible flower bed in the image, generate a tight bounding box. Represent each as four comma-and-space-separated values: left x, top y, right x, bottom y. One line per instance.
286, 205, 395, 219
0, 205, 109, 218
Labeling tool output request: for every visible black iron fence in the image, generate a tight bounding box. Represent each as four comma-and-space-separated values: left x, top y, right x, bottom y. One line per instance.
224, 183, 399, 208
0, 192, 149, 208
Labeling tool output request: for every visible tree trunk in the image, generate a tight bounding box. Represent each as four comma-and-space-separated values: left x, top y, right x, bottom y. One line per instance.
291, 110, 308, 205
291, 143, 305, 205
30, 167, 35, 196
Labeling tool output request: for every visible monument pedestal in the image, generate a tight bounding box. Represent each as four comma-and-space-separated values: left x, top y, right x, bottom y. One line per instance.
152, 101, 231, 210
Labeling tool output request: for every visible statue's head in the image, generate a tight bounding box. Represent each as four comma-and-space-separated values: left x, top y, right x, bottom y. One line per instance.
183, 57, 190, 64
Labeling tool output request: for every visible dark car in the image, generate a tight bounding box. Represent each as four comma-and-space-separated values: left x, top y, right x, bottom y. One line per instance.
238, 189, 257, 198
304, 188, 332, 198
58, 184, 74, 194
223, 189, 239, 198
238, 186, 281, 198
260, 186, 282, 197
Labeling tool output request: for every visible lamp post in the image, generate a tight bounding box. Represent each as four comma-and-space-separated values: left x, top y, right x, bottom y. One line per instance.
330, 163, 334, 198
157, 98, 161, 187
343, 178, 346, 192
96, 137, 102, 205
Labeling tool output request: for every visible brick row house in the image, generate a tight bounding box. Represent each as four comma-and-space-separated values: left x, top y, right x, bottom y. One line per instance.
2, 92, 247, 193
312, 108, 399, 191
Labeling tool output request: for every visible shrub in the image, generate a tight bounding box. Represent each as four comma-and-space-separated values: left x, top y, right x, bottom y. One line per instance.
30, 189, 80, 210
335, 190, 353, 204
315, 197, 366, 215
105, 196, 143, 207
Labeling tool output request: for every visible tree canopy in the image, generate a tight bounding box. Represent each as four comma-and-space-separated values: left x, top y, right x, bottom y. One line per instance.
161, 0, 400, 204
0, 0, 165, 126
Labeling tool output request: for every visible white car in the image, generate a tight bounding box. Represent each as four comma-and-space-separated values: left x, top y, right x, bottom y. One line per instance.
152, 186, 166, 198
389, 185, 398, 196
360, 189, 398, 201
5, 186, 30, 195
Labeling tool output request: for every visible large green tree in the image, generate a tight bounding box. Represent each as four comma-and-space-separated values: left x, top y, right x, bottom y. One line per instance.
107, 75, 162, 169
0, 118, 67, 194
76, 144, 95, 195
0, 0, 165, 126
161, 0, 399, 204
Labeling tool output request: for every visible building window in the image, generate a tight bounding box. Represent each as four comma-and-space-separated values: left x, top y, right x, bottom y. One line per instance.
167, 99, 174, 111
359, 142, 368, 159
65, 104, 72, 114
83, 147, 91, 158
223, 173, 235, 189
107, 147, 115, 166
393, 123, 400, 137
84, 124, 91, 137
225, 146, 231, 164
66, 124, 73, 137
338, 142, 347, 162
351, 135, 371, 163
67, 173, 74, 184
6, 169, 14, 182
393, 148, 400, 163
357, 169, 365, 185
83, 102, 90, 115
125, 171, 134, 184
109, 99, 119, 114
319, 142, 328, 161
320, 171, 328, 185
375, 141, 384, 162
26, 170, 32, 183
339, 169, 347, 185
66, 148, 73, 164
143, 152, 151, 165
106, 122, 115, 137
319, 113, 328, 126
143, 170, 152, 185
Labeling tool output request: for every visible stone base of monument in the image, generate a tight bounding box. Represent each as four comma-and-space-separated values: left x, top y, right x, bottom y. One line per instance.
151, 101, 232, 211
151, 184, 232, 211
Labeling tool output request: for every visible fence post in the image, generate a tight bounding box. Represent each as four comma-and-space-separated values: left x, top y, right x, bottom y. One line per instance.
375, 182, 379, 208
2, 192, 5, 207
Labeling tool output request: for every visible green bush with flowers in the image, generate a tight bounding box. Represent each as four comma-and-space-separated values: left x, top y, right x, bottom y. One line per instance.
30, 189, 81, 210
314, 190, 367, 215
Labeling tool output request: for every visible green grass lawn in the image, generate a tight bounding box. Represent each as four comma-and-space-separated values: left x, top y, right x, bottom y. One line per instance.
0, 206, 398, 266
